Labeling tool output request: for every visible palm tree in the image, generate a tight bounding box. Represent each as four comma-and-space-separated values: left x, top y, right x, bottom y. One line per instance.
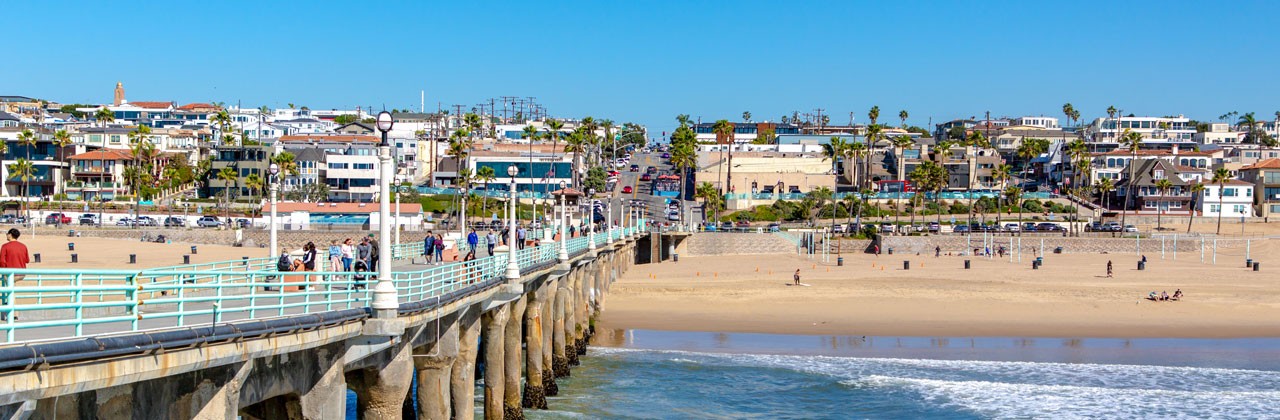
712, 119, 734, 194
993, 163, 1014, 227
447, 129, 472, 217
1119, 129, 1143, 227
1237, 112, 1260, 144
211, 110, 232, 146
245, 173, 264, 218
898, 110, 908, 128
1062, 103, 1075, 129
842, 193, 857, 230
476, 165, 496, 218
216, 167, 237, 222
863, 124, 883, 190
695, 181, 721, 224
1095, 178, 1115, 209
94, 108, 115, 127
963, 130, 988, 227
563, 128, 589, 187
1212, 168, 1231, 235
7, 159, 33, 220
1187, 183, 1205, 233
1066, 139, 1088, 193
271, 151, 299, 195
1004, 186, 1024, 233
600, 119, 616, 163
821, 136, 851, 184
889, 135, 914, 230
53, 129, 71, 161
847, 142, 868, 189
1154, 178, 1173, 230
16, 129, 37, 213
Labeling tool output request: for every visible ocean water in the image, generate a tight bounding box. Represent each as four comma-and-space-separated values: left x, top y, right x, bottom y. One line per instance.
526, 332, 1280, 419
347, 331, 1280, 419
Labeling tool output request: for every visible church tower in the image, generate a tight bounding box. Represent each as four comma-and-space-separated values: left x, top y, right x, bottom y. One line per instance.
113, 82, 125, 106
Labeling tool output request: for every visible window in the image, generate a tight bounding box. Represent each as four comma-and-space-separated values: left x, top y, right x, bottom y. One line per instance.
1210, 204, 1221, 213
328, 163, 347, 169
353, 163, 374, 170
1264, 172, 1280, 184
1271, 204, 1280, 213
1234, 205, 1247, 214
1223, 188, 1237, 197
1154, 170, 1164, 179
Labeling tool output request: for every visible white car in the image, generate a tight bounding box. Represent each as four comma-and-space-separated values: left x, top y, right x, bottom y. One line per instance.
1003, 223, 1021, 232
1122, 225, 1139, 233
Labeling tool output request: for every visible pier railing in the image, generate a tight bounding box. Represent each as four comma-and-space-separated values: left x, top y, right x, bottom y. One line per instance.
0, 222, 647, 344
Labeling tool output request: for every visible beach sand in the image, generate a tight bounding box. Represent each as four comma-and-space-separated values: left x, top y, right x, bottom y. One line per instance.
599, 240, 1280, 338
17, 234, 269, 270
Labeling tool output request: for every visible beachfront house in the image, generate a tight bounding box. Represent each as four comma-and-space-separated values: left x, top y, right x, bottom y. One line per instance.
1240, 158, 1280, 219
1113, 159, 1193, 215
1198, 179, 1256, 219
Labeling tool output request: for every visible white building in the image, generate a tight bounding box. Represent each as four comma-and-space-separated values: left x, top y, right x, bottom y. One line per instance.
324, 153, 380, 202
1199, 180, 1255, 218
1085, 115, 1197, 143
1192, 123, 1246, 145
1011, 116, 1059, 129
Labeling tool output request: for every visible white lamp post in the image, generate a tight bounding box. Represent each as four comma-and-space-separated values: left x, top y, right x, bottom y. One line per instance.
606, 195, 614, 244
587, 187, 596, 251
557, 180, 569, 262
505, 164, 520, 281
268, 162, 279, 258
372, 111, 397, 319
393, 175, 401, 251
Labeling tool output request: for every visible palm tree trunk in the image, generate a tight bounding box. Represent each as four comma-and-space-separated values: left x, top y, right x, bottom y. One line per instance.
1187, 197, 1196, 233
1216, 191, 1224, 234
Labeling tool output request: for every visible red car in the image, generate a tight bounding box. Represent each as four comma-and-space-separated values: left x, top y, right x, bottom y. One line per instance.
640, 173, 652, 181
622, 186, 633, 194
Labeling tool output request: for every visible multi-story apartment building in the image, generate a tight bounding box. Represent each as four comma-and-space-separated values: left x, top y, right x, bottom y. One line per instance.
64, 149, 131, 201
692, 122, 801, 144
1090, 147, 1217, 182
323, 153, 379, 202
202, 145, 271, 200
1192, 123, 1245, 145
1240, 159, 1280, 219
0, 127, 71, 197
1084, 115, 1197, 144
1199, 180, 1256, 218
1011, 116, 1060, 129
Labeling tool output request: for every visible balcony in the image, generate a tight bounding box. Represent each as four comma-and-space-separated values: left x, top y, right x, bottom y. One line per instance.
64, 181, 125, 191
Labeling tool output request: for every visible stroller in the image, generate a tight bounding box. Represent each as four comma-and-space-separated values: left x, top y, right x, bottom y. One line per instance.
351, 259, 369, 290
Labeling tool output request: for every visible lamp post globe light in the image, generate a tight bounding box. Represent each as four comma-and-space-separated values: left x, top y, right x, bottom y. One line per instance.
505, 164, 520, 281
557, 180, 569, 263
372, 111, 397, 318
268, 162, 280, 259
587, 188, 596, 251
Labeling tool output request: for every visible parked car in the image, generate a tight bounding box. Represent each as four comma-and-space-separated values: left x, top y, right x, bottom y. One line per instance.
116, 218, 136, 227
1003, 223, 1021, 232
45, 213, 72, 225
640, 173, 652, 182
196, 216, 223, 228
1103, 221, 1123, 232
788, 186, 802, 194
1085, 222, 1104, 232
79, 214, 100, 226
879, 223, 894, 233
735, 221, 750, 229
135, 216, 158, 227
629, 164, 640, 172
831, 224, 844, 233
952, 224, 970, 233
164, 216, 186, 227
1036, 222, 1063, 232
621, 185, 633, 194
661, 152, 670, 159
927, 222, 940, 233
0, 215, 13, 224
667, 213, 680, 221
1122, 224, 1138, 233
1023, 222, 1038, 232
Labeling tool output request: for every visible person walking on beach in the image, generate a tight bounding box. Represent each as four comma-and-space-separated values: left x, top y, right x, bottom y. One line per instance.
0, 228, 29, 321
935, 246, 941, 258
793, 269, 801, 285
1106, 260, 1113, 278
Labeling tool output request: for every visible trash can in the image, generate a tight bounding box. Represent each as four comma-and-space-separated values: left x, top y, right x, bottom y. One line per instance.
1036, 257, 1043, 266
33, 253, 40, 263
903, 261, 910, 270
191, 245, 198, 255
1246, 259, 1253, 268
1032, 260, 1040, 270
964, 260, 971, 269
888, 247, 894, 255
1254, 262, 1261, 272
68, 242, 75, 251
1138, 260, 1146, 271
837, 257, 844, 267
1054, 247, 1063, 254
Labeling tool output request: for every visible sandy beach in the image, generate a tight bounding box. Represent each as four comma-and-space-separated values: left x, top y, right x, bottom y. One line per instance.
599, 240, 1280, 338
16, 234, 271, 270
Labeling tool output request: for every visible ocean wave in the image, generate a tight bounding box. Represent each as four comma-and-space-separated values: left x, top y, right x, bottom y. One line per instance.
847, 375, 1280, 419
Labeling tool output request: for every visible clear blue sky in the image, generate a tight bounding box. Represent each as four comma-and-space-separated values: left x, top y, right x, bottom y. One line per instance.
6, 1, 1277, 135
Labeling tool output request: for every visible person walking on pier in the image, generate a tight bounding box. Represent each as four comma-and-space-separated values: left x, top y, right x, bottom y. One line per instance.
434, 233, 445, 262
486, 230, 496, 256
0, 228, 28, 321
340, 238, 355, 271
466, 229, 479, 260
367, 235, 379, 274
423, 232, 435, 264
328, 240, 342, 271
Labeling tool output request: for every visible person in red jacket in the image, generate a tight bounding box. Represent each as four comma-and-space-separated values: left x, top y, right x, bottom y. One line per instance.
0, 228, 28, 321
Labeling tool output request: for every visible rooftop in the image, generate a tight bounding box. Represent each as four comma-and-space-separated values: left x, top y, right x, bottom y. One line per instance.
69, 150, 132, 161
278, 134, 379, 143
1242, 158, 1280, 170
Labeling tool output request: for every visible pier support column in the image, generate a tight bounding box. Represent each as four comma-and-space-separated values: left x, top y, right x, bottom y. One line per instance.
503, 297, 527, 419
348, 338, 414, 420
541, 283, 559, 395
482, 304, 510, 420
524, 287, 548, 409
552, 278, 570, 378
451, 307, 482, 419
564, 272, 580, 367
414, 321, 459, 420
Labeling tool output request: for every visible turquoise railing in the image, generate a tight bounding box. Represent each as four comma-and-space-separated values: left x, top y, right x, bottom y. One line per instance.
0, 224, 649, 343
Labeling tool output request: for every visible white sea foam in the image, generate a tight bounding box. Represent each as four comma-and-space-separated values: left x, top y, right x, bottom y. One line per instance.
597, 348, 1280, 418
